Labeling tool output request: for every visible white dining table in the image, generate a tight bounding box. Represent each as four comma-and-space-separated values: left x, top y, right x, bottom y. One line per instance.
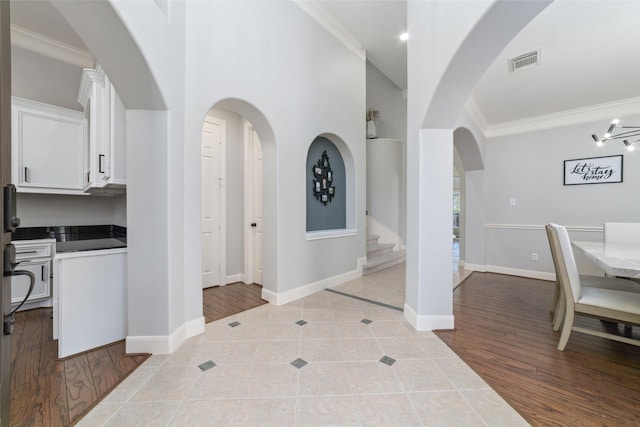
571, 241, 640, 279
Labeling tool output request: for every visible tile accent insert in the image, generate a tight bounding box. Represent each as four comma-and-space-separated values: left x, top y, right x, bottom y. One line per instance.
198, 360, 216, 372
380, 355, 396, 366
361, 319, 373, 325
325, 288, 404, 312
296, 320, 308, 326
228, 321, 241, 328
291, 358, 308, 369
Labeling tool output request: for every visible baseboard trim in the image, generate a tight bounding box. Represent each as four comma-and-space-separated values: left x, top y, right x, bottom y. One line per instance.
404, 304, 455, 331
226, 273, 245, 284
486, 265, 555, 281
262, 257, 367, 305
464, 263, 486, 272
456, 263, 555, 282
126, 316, 205, 355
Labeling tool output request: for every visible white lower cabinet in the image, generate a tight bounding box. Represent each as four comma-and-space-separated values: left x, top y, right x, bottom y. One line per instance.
54, 249, 127, 358
11, 239, 55, 310
11, 261, 50, 305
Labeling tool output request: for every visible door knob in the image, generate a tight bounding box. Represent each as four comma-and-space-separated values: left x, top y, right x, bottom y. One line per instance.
250, 223, 257, 227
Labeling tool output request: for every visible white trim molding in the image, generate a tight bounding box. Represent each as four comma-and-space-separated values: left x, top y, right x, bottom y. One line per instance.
305, 228, 357, 241
465, 96, 640, 139
126, 316, 205, 355
484, 223, 603, 233
464, 95, 489, 134
464, 263, 486, 273
11, 24, 94, 69
484, 97, 640, 138
293, 1, 365, 60
485, 265, 555, 282
403, 304, 455, 331
262, 257, 366, 305
226, 273, 245, 285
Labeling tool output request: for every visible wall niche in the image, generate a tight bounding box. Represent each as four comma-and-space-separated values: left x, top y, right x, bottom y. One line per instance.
306, 137, 346, 231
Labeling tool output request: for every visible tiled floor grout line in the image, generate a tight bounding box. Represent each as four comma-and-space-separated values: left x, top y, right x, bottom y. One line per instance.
324, 288, 404, 312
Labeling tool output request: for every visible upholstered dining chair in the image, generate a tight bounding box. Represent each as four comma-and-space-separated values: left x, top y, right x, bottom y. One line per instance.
546, 223, 640, 351
545, 225, 640, 331
604, 222, 640, 245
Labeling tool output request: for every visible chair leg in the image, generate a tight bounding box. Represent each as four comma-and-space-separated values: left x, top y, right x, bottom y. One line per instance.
550, 280, 560, 314
557, 308, 574, 351
553, 292, 565, 331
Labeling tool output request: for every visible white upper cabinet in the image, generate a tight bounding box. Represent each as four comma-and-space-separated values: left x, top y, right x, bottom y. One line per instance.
77, 64, 126, 194
12, 97, 88, 194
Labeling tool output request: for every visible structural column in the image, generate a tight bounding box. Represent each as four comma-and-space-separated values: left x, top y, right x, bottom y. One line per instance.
404, 128, 454, 330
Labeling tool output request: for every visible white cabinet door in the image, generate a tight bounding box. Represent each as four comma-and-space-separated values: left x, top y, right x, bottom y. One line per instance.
78, 65, 126, 194
56, 250, 127, 358
12, 97, 87, 193
109, 82, 127, 185
11, 260, 50, 305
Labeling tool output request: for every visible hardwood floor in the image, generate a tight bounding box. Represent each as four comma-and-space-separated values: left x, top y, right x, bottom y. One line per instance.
10, 282, 266, 426
203, 281, 267, 323
435, 272, 640, 426
10, 309, 148, 426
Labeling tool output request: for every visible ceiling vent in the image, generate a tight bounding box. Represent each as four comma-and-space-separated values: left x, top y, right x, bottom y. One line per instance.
508, 49, 541, 72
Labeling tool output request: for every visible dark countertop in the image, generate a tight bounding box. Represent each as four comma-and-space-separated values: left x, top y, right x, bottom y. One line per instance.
13, 225, 126, 253
56, 238, 126, 253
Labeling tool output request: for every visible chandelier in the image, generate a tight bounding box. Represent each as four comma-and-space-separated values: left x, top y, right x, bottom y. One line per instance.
591, 119, 640, 151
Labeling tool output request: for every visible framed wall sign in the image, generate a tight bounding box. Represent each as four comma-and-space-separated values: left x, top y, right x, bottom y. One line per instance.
563, 155, 623, 185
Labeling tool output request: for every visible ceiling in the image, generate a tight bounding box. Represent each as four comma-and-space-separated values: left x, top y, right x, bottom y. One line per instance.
312, 0, 640, 126
9, 0, 640, 127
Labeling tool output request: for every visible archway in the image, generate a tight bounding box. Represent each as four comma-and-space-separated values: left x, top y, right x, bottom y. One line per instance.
405, 0, 553, 330
209, 99, 277, 297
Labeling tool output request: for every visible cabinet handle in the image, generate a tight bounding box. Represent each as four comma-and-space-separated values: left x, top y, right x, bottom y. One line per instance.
41, 265, 45, 281
99, 154, 105, 173
24, 167, 28, 183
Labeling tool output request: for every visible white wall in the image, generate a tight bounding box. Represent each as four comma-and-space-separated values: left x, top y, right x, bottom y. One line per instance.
11, 46, 83, 111
183, 1, 366, 300
365, 60, 407, 244
366, 138, 405, 243
478, 114, 640, 276
17, 193, 126, 227
366, 60, 406, 142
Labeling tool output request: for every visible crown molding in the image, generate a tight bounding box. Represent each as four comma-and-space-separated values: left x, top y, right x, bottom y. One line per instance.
10, 24, 94, 69
464, 95, 489, 134
484, 97, 640, 138
293, 1, 366, 60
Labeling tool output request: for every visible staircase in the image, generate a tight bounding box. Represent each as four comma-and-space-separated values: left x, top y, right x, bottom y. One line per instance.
363, 234, 406, 275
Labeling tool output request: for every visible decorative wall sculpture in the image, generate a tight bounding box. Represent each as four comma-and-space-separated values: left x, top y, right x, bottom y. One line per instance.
312, 150, 335, 205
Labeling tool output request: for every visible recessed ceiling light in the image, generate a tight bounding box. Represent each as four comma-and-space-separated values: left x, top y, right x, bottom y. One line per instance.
399, 32, 409, 41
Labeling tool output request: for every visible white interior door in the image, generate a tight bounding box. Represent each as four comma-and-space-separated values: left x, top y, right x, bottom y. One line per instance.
201, 117, 226, 289
252, 129, 263, 284
244, 123, 263, 285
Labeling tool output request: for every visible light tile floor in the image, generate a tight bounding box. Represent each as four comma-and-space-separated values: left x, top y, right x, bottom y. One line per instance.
79, 260, 525, 426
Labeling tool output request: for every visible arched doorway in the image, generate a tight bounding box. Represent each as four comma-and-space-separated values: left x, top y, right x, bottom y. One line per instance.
405, 0, 552, 330
201, 99, 276, 304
